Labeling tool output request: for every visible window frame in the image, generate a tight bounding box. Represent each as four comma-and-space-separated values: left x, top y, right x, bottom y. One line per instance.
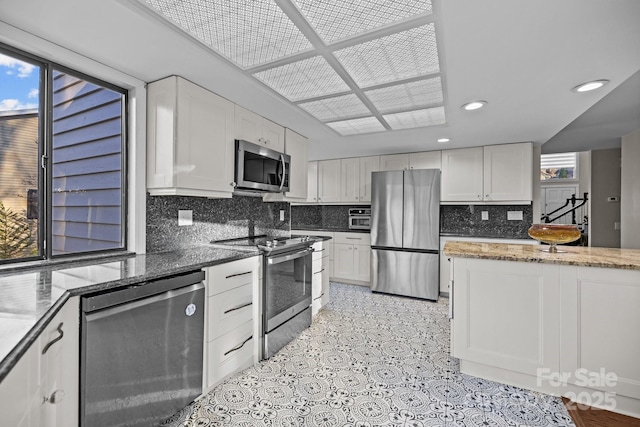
0, 42, 128, 265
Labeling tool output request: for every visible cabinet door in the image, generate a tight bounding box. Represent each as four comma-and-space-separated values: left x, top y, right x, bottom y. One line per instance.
262, 119, 286, 152
318, 159, 341, 203
39, 297, 80, 427
409, 151, 441, 170
306, 161, 318, 203
177, 78, 235, 193
359, 156, 380, 202
235, 106, 285, 152
340, 158, 360, 202
380, 154, 409, 171
0, 337, 37, 427
234, 105, 262, 145
483, 142, 533, 201
441, 147, 483, 202
354, 244, 371, 282
333, 243, 355, 279
283, 129, 308, 199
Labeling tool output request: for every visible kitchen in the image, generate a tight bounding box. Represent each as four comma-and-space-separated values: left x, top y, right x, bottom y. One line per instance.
1, 0, 640, 426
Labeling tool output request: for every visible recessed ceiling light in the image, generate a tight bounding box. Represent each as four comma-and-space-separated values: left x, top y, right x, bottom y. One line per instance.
437, 138, 450, 143
572, 79, 609, 92
461, 100, 487, 111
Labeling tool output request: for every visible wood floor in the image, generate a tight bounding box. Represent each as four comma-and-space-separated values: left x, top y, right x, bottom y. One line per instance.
563, 397, 640, 427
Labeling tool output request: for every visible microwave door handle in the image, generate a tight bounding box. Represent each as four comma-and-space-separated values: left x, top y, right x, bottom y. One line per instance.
278, 154, 286, 191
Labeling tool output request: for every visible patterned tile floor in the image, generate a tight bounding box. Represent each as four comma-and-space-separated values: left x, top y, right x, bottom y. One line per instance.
163, 283, 574, 426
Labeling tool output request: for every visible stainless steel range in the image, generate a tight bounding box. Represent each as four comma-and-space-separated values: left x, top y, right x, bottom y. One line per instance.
212, 235, 314, 359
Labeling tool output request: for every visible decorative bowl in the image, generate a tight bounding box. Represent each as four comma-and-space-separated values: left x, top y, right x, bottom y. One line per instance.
527, 224, 581, 253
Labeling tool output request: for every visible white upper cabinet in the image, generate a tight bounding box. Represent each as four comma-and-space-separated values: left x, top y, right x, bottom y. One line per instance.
380, 153, 409, 171
147, 76, 235, 198
358, 156, 381, 202
483, 142, 533, 201
317, 159, 341, 203
409, 151, 441, 170
441, 142, 533, 203
234, 105, 285, 152
340, 157, 360, 202
441, 147, 484, 202
283, 129, 308, 200
263, 128, 309, 201
306, 161, 318, 203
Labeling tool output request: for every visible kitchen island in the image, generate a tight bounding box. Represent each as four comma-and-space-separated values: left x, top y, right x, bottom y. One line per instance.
444, 241, 640, 419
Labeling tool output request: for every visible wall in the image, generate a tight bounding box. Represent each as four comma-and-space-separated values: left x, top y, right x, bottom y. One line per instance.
589, 148, 621, 248
146, 194, 289, 253
621, 129, 640, 249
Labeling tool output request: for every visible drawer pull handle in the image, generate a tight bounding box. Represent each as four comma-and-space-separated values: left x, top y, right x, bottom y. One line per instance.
314, 248, 325, 252
223, 302, 252, 314
42, 323, 64, 355
225, 271, 252, 279
313, 268, 325, 275
345, 237, 361, 240
224, 335, 253, 357
313, 293, 324, 301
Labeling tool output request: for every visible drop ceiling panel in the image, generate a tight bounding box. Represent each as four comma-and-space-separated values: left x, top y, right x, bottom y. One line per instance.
253, 56, 351, 101
384, 107, 446, 130
327, 117, 386, 136
293, 0, 432, 43
138, 0, 445, 136
334, 25, 439, 87
365, 78, 443, 113
298, 94, 371, 122
144, 0, 313, 68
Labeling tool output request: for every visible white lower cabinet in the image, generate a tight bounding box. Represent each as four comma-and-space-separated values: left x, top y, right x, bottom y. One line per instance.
451, 257, 640, 417
203, 257, 260, 392
333, 232, 371, 284
311, 240, 330, 315
0, 297, 79, 427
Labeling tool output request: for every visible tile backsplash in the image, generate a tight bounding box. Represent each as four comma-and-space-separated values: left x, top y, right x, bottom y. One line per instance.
440, 204, 533, 239
146, 194, 289, 253
291, 205, 368, 231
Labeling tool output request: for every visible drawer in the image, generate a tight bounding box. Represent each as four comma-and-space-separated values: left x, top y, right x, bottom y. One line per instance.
207, 320, 254, 387
334, 232, 370, 246
313, 244, 328, 261
208, 283, 253, 340
206, 257, 258, 297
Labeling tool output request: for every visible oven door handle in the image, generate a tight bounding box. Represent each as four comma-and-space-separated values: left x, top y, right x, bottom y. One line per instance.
268, 248, 312, 265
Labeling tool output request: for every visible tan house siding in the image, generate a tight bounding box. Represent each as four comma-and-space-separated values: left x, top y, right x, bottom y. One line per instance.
0, 111, 39, 214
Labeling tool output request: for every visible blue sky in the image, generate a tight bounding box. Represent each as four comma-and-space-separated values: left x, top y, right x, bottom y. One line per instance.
0, 52, 40, 112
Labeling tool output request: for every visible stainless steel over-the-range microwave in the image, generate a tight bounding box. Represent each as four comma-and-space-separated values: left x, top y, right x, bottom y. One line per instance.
235, 139, 291, 193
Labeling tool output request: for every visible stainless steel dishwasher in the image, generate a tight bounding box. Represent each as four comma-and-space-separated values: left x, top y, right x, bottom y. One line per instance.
80, 270, 205, 427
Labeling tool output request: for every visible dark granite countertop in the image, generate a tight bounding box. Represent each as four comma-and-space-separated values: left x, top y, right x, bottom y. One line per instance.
0, 245, 260, 382
291, 225, 370, 234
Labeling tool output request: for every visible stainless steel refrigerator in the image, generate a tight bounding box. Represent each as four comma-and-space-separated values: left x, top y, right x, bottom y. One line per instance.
370, 169, 440, 300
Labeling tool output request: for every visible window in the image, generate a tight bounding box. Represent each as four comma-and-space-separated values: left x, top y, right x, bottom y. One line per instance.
540, 152, 577, 181
0, 44, 126, 264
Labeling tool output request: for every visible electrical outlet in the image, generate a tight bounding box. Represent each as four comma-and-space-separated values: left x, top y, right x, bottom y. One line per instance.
507, 211, 523, 221
280, 209, 285, 221
481, 211, 489, 221
178, 210, 193, 226
614, 222, 621, 230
